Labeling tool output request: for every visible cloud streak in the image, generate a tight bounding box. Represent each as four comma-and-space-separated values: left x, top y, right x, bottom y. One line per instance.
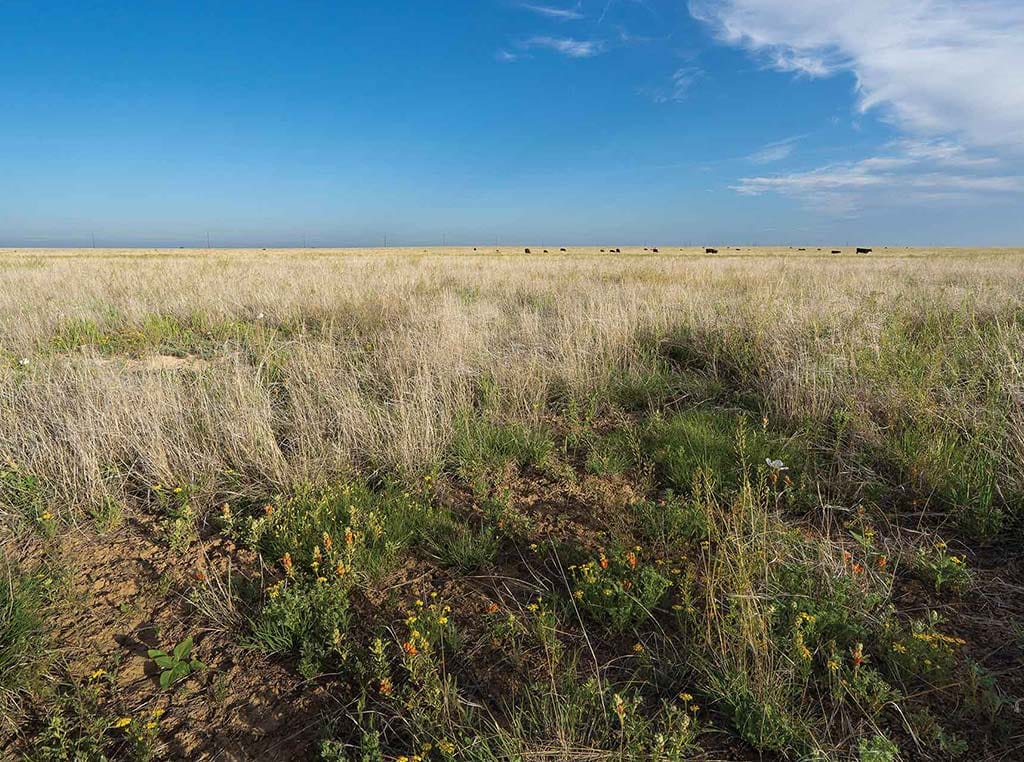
520, 3, 584, 20
642, 66, 704, 103
523, 35, 604, 58
748, 135, 803, 163
689, 0, 1024, 149
734, 139, 1024, 214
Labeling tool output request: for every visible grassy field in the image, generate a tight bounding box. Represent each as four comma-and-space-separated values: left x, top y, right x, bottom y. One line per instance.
1, 246, 1022, 760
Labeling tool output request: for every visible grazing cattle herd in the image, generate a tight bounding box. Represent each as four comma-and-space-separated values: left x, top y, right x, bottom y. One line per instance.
505, 246, 875, 256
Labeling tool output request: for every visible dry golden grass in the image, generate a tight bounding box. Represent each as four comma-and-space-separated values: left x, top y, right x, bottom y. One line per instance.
1, 247, 1023, 519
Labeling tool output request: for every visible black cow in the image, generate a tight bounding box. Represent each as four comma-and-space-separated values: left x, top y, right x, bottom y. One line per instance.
525, 248, 531, 254
831, 250, 841, 254
705, 247, 718, 254
652, 247, 659, 252
856, 247, 872, 254
560, 247, 567, 252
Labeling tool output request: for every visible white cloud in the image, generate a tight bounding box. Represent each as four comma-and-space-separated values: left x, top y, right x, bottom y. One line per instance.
734, 139, 1024, 213
523, 36, 604, 58
495, 49, 521, 63
748, 135, 803, 163
521, 3, 584, 20
689, 0, 1024, 149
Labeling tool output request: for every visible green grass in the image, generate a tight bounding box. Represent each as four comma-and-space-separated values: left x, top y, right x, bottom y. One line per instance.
1, 572, 48, 725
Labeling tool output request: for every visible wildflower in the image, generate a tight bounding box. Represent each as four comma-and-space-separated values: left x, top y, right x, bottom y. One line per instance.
144, 720, 158, 730
765, 458, 788, 471
403, 640, 418, 656
194, 571, 207, 582
379, 677, 393, 696
114, 717, 132, 729
438, 616, 449, 625
282, 552, 293, 576
90, 668, 106, 679
612, 693, 627, 722
599, 552, 609, 570
317, 576, 327, 584
335, 562, 346, 577
18, 357, 30, 366
437, 739, 456, 754
529, 543, 538, 552
263, 504, 274, 516
40, 511, 52, 521
486, 601, 500, 614
851, 643, 864, 668
632, 643, 645, 654
626, 550, 638, 569
322, 531, 332, 551
345, 527, 355, 546
679, 692, 693, 702
527, 603, 539, 612
852, 563, 864, 575
173, 486, 183, 494
220, 503, 231, 519
877, 555, 888, 569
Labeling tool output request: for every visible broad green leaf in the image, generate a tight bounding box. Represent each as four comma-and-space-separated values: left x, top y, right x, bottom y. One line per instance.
173, 636, 193, 661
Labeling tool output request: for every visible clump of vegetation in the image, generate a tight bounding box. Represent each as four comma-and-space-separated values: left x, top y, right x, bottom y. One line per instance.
147, 636, 205, 690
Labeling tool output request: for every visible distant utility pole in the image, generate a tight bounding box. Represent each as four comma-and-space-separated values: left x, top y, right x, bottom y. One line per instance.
303, 232, 307, 249
442, 232, 447, 247
91, 232, 96, 249
384, 233, 388, 248
206, 231, 211, 249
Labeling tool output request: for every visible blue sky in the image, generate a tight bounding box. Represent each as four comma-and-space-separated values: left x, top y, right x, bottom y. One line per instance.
2, 0, 1022, 247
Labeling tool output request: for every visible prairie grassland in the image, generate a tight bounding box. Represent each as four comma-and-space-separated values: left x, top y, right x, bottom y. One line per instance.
1, 247, 1023, 760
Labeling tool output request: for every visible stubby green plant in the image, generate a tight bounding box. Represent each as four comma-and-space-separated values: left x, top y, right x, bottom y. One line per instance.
148, 636, 205, 689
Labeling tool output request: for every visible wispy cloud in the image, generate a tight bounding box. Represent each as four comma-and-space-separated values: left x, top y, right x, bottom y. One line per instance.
643, 66, 703, 103
523, 35, 604, 58
748, 135, 803, 164
495, 49, 521, 63
734, 139, 1024, 214
520, 3, 584, 21
689, 0, 1024, 149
